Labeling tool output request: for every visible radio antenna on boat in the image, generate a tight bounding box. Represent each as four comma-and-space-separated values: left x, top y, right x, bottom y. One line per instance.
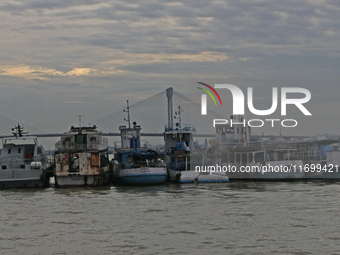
123, 100, 131, 129
11, 124, 28, 138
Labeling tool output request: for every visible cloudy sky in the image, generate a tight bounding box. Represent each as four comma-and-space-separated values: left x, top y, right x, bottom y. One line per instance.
0, 0, 339, 142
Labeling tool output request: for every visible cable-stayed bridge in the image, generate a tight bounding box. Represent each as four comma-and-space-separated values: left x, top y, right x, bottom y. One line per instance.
92, 88, 225, 137
0, 87, 313, 140
0, 88, 226, 139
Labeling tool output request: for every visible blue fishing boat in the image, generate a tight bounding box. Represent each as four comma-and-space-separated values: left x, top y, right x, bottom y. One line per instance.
164, 106, 230, 183
112, 101, 167, 185
163, 88, 229, 183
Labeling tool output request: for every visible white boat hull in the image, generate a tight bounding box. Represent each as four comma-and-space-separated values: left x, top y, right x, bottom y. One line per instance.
0, 169, 50, 188
115, 167, 167, 185
168, 169, 230, 183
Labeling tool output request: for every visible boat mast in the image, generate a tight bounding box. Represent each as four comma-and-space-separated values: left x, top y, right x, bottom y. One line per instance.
174, 106, 183, 142
124, 100, 131, 129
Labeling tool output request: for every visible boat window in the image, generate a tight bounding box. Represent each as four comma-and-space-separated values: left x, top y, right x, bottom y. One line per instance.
25, 145, 35, 157
37, 147, 42, 154
242, 154, 247, 165
18, 148, 21, 153
8, 149, 11, 154
90, 137, 96, 143
2, 166, 6, 170
249, 153, 253, 163
20, 165, 25, 169
255, 152, 264, 163
229, 153, 235, 163
236, 154, 240, 163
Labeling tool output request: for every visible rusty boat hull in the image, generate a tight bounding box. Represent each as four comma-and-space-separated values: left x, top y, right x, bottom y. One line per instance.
54, 126, 112, 187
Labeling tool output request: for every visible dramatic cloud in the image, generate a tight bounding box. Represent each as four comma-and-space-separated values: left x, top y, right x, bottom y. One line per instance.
0, 0, 339, 142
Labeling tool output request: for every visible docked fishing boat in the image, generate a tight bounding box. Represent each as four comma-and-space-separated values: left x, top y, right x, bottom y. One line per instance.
164, 106, 229, 183
54, 125, 111, 187
0, 125, 52, 188
112, 101, 167, 185
210, 115, 305, 180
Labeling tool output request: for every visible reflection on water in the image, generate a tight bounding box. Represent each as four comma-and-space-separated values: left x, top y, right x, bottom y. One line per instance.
1, 181, 340, 254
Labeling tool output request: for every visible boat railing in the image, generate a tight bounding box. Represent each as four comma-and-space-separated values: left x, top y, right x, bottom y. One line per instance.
97, 137, 108, 151
0, 155, 48, 168
234, 141, 266, 152
88, 137, 108, 151
165, 124, 196, 132
183, 124, 196, 132
114, 140, 150, 150
55, 137, 108, 151
264, 141, 298, 150
219, 141, 266, 152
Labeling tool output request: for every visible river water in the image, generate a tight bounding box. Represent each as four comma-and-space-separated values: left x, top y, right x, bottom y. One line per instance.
1, 181, 340, 255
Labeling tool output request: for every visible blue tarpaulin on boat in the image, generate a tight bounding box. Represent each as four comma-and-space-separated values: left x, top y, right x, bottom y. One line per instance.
176, 142, 185, 151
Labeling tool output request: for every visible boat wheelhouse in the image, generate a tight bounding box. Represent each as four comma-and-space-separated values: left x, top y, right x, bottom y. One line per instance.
54, 125, 111, 187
